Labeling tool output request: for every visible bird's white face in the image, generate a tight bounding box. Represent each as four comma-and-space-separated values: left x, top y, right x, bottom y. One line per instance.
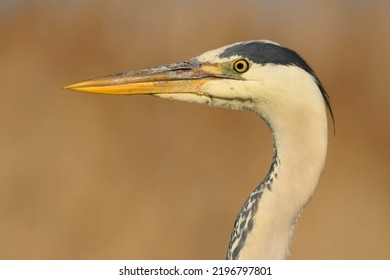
155, 44, 268, 111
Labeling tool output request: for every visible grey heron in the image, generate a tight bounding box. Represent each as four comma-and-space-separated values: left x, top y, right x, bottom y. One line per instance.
65, 40, 333, 259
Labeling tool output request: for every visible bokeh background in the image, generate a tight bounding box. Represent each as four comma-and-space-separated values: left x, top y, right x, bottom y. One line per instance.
0, 0, 389, 259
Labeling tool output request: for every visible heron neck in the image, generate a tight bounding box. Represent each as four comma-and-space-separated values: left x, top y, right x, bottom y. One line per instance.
227, 101, 328, 259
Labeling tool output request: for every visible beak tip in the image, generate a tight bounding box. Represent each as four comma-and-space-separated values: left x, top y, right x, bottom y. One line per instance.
63, 82, 85, 92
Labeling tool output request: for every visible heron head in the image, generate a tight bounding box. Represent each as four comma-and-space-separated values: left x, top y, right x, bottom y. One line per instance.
65, 40, 333, 126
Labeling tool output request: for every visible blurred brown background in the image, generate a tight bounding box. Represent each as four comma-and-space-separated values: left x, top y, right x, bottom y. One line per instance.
0, 0, 389, 260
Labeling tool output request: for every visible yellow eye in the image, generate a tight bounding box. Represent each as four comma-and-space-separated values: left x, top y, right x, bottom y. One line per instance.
233, 59, 250, 73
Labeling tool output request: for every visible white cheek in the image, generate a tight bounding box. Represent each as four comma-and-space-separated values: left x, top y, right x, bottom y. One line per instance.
201, 80, 255, 100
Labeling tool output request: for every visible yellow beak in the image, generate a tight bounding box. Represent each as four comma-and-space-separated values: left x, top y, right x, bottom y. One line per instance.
64, 60, 225, 95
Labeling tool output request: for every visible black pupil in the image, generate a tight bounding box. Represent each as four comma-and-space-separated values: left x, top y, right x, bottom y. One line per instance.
236, 62, 244, 70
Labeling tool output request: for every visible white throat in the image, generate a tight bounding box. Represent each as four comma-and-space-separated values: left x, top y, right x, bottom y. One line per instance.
228, 65, 329, 259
